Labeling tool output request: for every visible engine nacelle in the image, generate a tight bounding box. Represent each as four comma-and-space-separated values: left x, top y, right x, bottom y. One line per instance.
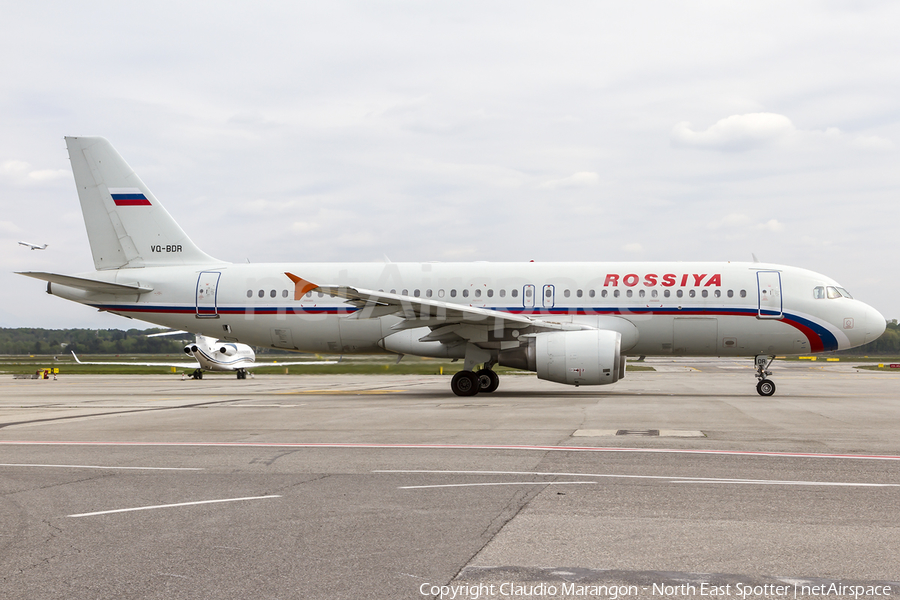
218, 345, 238, 356
500, 329, 623, 386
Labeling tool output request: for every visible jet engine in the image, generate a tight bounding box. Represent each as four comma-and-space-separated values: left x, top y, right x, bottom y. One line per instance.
218, 345, 238, 356
499, 329, 623, 386
183, 345, 196, 355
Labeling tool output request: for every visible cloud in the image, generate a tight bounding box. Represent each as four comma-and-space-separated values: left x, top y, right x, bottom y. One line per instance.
1, 161, 69, 183
539, 171, 600, 189
756, 219, 784, 232
707, 213, 751, 229
622, 243, 643, 253
671, 113, 796, 151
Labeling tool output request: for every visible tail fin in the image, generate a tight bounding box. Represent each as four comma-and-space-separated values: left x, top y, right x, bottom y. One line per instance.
65, 136, 223, 270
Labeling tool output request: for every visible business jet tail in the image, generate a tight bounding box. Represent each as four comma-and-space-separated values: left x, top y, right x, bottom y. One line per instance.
65, 136, 223, 270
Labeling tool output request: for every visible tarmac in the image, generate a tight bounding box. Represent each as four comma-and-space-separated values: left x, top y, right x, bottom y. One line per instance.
1, 358, 898, 599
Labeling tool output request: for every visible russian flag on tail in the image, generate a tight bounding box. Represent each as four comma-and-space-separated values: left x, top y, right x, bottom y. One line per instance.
109, 187, 151, 206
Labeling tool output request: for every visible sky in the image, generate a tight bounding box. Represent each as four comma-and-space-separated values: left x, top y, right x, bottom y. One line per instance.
1, 1, 898, 329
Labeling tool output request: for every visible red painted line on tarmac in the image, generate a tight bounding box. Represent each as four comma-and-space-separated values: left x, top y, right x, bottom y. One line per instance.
1, 440, 899, 461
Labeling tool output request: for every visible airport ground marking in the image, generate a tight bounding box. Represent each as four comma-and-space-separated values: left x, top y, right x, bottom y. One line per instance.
399, 481, 599, 489
67, 495, 282, 518
3, 440, 900, 461
378, 470, 900, 488
0, 463, 202, 471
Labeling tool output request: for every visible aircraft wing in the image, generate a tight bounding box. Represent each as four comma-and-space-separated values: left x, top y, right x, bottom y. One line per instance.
243, 359, 338, 369
285, 273, 586, 342
71, 351, 199, 368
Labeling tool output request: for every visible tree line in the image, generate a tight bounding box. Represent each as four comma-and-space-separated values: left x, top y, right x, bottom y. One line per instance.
0, 328, 187, 356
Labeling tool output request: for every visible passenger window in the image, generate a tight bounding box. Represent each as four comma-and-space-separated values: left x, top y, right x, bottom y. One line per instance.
246, 290, 252, 298
714, 290, 720, 298
589, 290, 596, 298
701, 290, 708, 298
450, 289, 457, 298
651, 289, 658, 298
826, 286, 841, 299
626, 290, 633, 298
689, 290, 696, 298
305, 291, 312, 298
511, 289, 518, 298
282, 290, 288, 298
499, 289, 506, 298
487, 289, 493, 298
727, 290, 734, 298
414, 289, 420, 297
402, 289, 408, 296
390, 289, 396, 294
426, 289, 432, 298
474, 289, 481, 298
270, 290, 276, 298
577, 289, 583, 298
258, 290, 264, 298
317, 292, 324, 298
463, 289, 469, 298
664, 290, 670, 298
740, 290, 747, 298
613, 290, 620, 298
638, 289, 645, 298
564, 289, 571, 298
438, 289, 444, 298
601, 290, 608, 298
545, 288, 552, 298
676, 290, 683, 298
525, 288, 532, 298
813, 286, 825, 299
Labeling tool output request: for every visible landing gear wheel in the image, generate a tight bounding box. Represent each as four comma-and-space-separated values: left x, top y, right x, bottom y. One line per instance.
192, 369, 203, 380
237, 369, 246, 380
476, 368, 500, 393
451, 371, 480, 397
756, 379, 776, 396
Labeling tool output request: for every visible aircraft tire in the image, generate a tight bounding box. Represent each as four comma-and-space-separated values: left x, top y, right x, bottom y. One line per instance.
476, 368, 500, 393
451, 371, 479, 397
756, 379, 775, 396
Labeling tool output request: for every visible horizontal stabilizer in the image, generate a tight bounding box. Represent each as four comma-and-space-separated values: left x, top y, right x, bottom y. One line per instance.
17, 271, 153, 294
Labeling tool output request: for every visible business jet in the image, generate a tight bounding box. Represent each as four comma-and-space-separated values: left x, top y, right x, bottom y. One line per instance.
18, 137, 886, 396
19, 241, 48, 250
70, 333, 336, 379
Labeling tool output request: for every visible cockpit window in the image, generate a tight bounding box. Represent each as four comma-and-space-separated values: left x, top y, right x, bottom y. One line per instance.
836, 287, 853, 299
826, 286, 842, 299
813, 286, 825, 299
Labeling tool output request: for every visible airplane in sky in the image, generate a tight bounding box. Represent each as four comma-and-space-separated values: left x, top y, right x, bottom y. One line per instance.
70, 333, 336, 379
19, 241, 48, 250
18, 137, 887, 396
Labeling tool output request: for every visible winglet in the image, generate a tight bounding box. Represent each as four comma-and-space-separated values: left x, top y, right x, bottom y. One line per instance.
285, 272, 319, 300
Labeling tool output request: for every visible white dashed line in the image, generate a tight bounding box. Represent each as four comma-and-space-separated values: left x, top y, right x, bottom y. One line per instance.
67, 495, 282, 518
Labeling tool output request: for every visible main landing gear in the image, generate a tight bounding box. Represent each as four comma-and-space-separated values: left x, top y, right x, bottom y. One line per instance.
191, 369, 203, 380
236, 369, 248, 380
450, 366, 500, 396
754, 355, 776, 396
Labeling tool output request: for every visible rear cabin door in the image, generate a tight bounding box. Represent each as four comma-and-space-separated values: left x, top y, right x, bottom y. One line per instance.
196, 272, 221, 318
756, 271, 783, 319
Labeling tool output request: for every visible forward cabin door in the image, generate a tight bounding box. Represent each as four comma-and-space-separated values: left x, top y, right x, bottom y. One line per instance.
523, 284, 536, 310
756, 271, 783, 319
196, 271, 221, 318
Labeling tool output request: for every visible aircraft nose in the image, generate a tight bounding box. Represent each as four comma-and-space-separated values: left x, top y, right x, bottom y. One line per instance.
865, 305, 887, 344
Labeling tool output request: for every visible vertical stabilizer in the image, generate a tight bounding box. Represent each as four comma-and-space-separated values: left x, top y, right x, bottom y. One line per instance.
65, 136, 222, 270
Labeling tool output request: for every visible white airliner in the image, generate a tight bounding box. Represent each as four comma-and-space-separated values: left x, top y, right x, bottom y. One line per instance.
18, 137, 886, 396
19, 241, 48, 250
70, 333, 336, 379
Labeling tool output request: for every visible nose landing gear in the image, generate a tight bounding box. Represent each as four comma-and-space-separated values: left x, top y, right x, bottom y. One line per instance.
754, 355, 776, 396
